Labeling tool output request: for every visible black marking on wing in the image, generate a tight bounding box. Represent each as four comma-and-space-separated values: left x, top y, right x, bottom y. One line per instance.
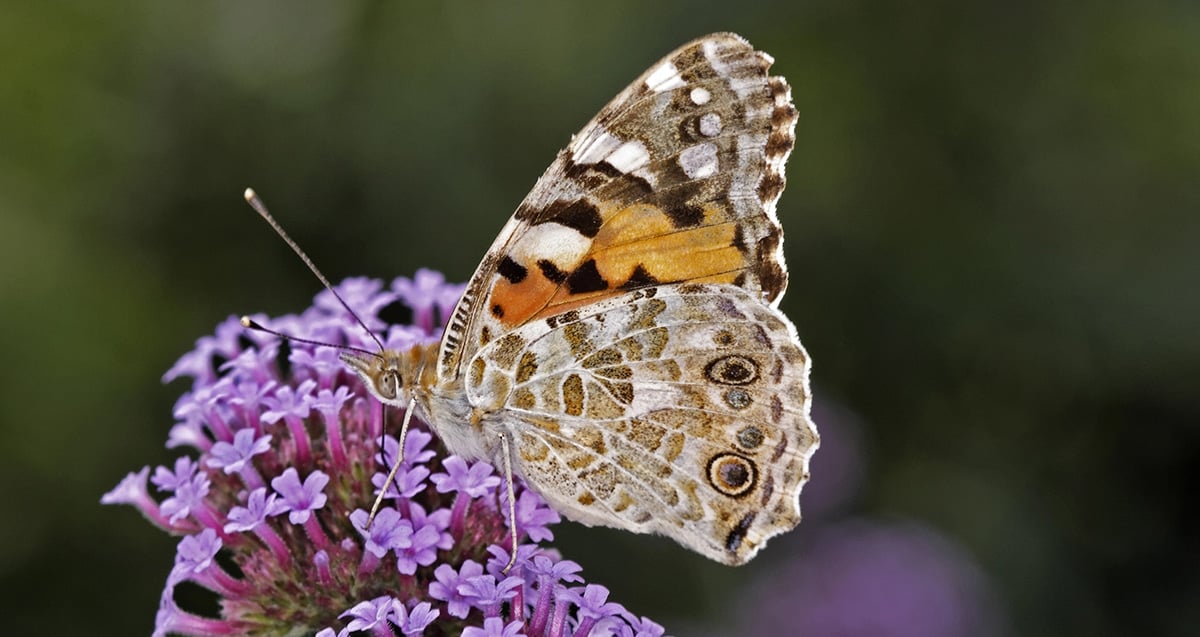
536, 199, 603, 238
725, 511, 756, 552
619, 264, 661, 290
566, 258, 608, 294
537, 259, 568, 284
498, 256, 528, 284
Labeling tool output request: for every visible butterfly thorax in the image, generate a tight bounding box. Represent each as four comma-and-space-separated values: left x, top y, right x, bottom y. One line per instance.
341, 343, 496, 463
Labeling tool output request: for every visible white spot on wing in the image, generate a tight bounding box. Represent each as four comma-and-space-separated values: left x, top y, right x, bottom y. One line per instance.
645, 61, 686, 92
606, 140, 651, 173
678, 143, 719, 179
632, 167, 658, 189
703, 39, 761, 99
511, 223, 591, 268
572, 128, 622, 165
699, 113, 722, 137
690, 87, 711, 105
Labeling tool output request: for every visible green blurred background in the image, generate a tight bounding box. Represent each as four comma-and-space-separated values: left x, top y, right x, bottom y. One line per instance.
2, 1, 1197, 635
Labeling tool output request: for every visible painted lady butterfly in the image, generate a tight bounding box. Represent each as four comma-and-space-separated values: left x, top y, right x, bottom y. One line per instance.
265, 32, 819, 567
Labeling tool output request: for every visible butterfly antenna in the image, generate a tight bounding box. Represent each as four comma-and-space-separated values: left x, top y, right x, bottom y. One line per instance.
243, 188, 407, 529
243, 188, 386, 353
238, 316, 378, 358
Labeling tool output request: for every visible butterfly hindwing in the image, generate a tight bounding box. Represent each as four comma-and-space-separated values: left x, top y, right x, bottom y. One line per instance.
438, 33, 799, 382
464, 283, 817, 564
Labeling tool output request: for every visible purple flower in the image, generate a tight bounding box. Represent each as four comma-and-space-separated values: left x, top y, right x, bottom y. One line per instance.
459, 574, 523, 618
103, 274, 661, 636
163, 314, 253, 387
272, 467, 332, 549
378, 427, 437, 470
315, 276, 396, 327
172, 528, 221, 577
626, 616, 666, 637
313, 550, 332, 585
509, 489, 561, 542
397, 601, 439, 636
166, 415, 211, 451
311, 385, 354, 467
158, 472, 217, 528
433, 456, 502, 538
223, 487, 291, 565
433, 456, 502, 497
393, 268, 462, 334
219, 344, 280, 386
224, 487, 285, 531
262, 379, 316, 463
370, 456, 431, 501
380, 323, 431, 355
163, 338, 219, 386
486, 543, 542, 579
206, 429, 271, 489
563, 584, 626, 637
528, 555, 583, 583
341, 595, 399, 633
152, 456, 199, 492
101, 466, 179, 531
290, 346, 344, 387
173, 382, 234, 442
370, 430, 435, 508
527, 554, 584, 634
101, 467, 150, 506
228, 379, 276, 434
430, 560, 485, 619
262, 380, 316, 420
463, 617, 527, 637
395, 516, 443, 575
154, 581, 245, 637
170, 529, 251, 598
350, 507, 413, 576
269, 467, 324, 519
409, 501, 453, 551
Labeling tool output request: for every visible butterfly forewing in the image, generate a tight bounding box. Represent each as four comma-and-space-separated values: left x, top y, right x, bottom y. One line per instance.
438, 33, 799, 383
402, 33, 816, 566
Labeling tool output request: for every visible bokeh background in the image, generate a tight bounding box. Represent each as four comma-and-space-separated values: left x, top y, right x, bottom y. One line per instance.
2, 1, 1197, 635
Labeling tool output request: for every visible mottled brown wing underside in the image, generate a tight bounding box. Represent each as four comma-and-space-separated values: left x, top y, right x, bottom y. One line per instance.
465, 284, 818, 564
439, 33, 798, 381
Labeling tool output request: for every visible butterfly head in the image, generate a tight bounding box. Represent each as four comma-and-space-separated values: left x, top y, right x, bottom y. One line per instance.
340, 349, 412, 407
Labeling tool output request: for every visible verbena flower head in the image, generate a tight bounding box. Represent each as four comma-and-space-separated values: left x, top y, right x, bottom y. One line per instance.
103, 270, 665, 637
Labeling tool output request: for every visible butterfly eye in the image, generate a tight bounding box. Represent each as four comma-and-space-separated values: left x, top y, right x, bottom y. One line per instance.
377, 371, 401, 400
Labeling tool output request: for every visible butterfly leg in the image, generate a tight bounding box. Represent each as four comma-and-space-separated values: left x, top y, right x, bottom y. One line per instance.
367, 397, 417, 527
499, 432, 518, 574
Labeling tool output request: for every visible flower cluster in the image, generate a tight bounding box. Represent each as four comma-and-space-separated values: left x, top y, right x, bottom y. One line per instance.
102, 270, 665, 637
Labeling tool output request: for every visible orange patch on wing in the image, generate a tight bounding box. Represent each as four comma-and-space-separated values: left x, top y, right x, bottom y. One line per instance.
583, 200, 744, 293
592, 221, 741, 282
489, 270, 558, 329
597, 203, 678, 244
491, 202, 749, 328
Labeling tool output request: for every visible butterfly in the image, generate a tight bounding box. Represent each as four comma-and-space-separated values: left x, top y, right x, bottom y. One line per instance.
328, 32, 817, 566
